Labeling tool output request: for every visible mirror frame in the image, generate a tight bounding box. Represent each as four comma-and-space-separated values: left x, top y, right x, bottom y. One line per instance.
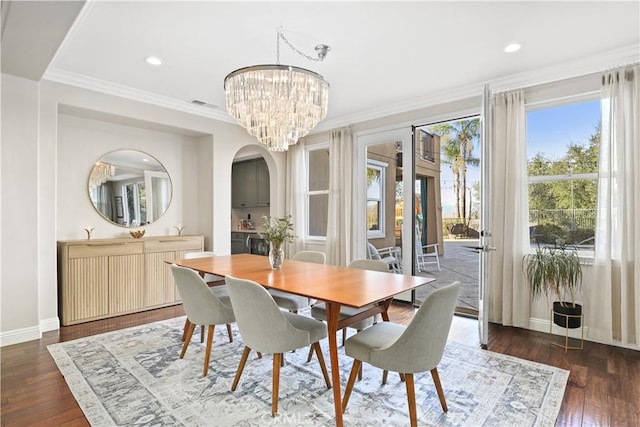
88, 149, 173, 228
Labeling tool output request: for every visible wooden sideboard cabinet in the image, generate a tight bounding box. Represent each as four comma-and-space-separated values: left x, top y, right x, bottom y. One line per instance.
58, 235, 203, 325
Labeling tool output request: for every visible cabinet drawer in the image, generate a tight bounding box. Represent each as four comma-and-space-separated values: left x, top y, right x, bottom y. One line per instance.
144, 237, 202, 252
68, 242, 144, 258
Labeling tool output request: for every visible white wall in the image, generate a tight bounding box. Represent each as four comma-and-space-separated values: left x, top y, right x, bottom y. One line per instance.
1, 77, 285, 346
1, 74, 41, 343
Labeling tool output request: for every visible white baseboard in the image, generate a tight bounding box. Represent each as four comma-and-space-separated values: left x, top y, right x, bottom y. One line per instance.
529, 317, 587, 340
529, 316, 640, 351
0, 325, 41, 347
40, 316, 60, 333
0, 317, 60, 347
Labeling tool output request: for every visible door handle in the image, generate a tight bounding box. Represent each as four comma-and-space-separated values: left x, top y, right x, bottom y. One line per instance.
469, 246, 497, 253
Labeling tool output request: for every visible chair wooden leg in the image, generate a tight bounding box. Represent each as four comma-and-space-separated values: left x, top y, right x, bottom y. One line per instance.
272, 353, 281, 417
306, 345, 314, 363
200, 325, 205, 343
382, 370, 388, 385
226, 324, 233, 342
202, 325, 215, 376
182, 318, 191, 341
342, 328, 347, 346
342, 359, 361, 413
257, 352, 263, 359
400, 373, 406, 382
405, 373, 417, 427
430, 367, 448, 412
313, 342, 331, 388
180, 322, 196, 358
231, 346, 251, 391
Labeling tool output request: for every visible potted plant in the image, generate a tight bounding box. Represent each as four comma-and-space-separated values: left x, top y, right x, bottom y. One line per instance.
260, 215, 294, 270
523, 241, 583, 328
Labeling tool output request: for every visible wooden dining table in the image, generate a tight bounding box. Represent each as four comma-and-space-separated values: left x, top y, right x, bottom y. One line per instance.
170, 253, 435, 426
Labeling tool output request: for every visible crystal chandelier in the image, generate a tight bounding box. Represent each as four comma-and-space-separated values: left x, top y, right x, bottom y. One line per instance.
89, 161, 115, 190
224, 29, 330, 151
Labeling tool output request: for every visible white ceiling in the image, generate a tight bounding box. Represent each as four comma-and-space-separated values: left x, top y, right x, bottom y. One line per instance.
3, 1, 639, 130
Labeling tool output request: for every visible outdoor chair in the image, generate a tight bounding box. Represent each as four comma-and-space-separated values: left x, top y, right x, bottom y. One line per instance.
366, 243, 401, 273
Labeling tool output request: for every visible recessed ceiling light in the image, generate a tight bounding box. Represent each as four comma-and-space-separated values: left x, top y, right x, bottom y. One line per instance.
504, 43, 521, 53
145, 56, 163, 66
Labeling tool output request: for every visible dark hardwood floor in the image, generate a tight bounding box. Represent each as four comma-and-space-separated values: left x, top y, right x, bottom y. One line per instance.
2, 303, 638, 426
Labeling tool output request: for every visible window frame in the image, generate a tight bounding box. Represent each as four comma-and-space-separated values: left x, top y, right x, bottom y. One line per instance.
366, 159, 388, 239
525, 93, 600, 258
305, 143, 330, 241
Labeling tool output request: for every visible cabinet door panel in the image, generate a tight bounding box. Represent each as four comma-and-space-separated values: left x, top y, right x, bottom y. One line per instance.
109, 254, 145, 314
232, 161, 257, 207
256, 159, 270, 206
145, 252, 176, 306
65, 257, 109, 324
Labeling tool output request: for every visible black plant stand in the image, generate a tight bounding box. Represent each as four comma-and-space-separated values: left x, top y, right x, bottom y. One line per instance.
550, 308, 584, 352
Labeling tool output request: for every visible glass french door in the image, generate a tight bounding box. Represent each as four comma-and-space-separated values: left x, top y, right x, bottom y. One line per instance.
478, 84, 492, 346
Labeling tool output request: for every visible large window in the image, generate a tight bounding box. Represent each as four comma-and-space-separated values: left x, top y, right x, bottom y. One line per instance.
307, 146, 329, 238
366, 160, 387, 238
527, 99, 600, 251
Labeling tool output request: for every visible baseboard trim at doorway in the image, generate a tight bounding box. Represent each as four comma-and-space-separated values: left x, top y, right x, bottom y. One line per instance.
455, 307, 479, 319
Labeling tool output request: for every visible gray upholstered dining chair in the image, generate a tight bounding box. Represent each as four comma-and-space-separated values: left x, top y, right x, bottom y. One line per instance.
269, 250, 326, 313
225, 275, 331, 417
170, 264, 236, 377
341, 281, 460, 427
308, 259, 390, 353
182, 251, 233, 343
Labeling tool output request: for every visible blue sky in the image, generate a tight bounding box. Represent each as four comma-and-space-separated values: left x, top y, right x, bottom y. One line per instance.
436, 99, 600, 217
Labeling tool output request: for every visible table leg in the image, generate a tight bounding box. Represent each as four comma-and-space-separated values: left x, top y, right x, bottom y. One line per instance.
325, 302, 343, 427
380, 298, 393, 322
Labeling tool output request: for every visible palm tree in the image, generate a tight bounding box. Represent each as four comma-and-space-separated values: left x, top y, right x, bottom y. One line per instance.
432, 119, 480, 226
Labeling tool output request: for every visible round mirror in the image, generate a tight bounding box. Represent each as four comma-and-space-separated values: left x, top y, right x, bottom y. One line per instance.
88, 150, 172, 227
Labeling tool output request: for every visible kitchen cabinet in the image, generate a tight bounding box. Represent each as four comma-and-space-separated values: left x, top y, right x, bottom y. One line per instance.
231, 232, 248, 254
232, 158, 270, 207
58, 235, 203, 325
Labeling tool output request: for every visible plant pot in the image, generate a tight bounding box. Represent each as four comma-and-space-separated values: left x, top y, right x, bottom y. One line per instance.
269, 244, 285, 270
552, 302, 582, 329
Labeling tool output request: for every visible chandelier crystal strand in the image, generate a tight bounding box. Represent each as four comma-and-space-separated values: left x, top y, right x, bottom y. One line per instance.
225, 65, 328, 151
89, 162, 115, 190
224, 29, 329, 151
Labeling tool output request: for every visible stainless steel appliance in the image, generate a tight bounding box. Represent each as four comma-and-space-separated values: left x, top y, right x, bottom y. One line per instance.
248, 234, 269, 256
231, 232, 268, 256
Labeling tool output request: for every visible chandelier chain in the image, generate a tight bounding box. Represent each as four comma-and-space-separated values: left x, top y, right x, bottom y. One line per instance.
276, 29, 325, 64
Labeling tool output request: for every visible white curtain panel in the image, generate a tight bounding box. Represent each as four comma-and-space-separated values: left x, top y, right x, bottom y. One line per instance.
591, 65, 640, 346
285, 138, 307, 255
325, 127, 353, 266
488, 90, 531, 328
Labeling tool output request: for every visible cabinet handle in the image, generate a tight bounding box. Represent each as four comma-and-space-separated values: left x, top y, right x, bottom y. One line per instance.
86, 243, 128, 247
159, 239, 190, 243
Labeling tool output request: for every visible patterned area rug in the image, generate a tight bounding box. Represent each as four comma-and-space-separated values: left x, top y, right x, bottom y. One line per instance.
48, 316, 568, 426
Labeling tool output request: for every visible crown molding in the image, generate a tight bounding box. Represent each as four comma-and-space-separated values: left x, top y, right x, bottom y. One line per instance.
42, 68, 237, 124
313, 44, 640, 134
43, 44, 638, 134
